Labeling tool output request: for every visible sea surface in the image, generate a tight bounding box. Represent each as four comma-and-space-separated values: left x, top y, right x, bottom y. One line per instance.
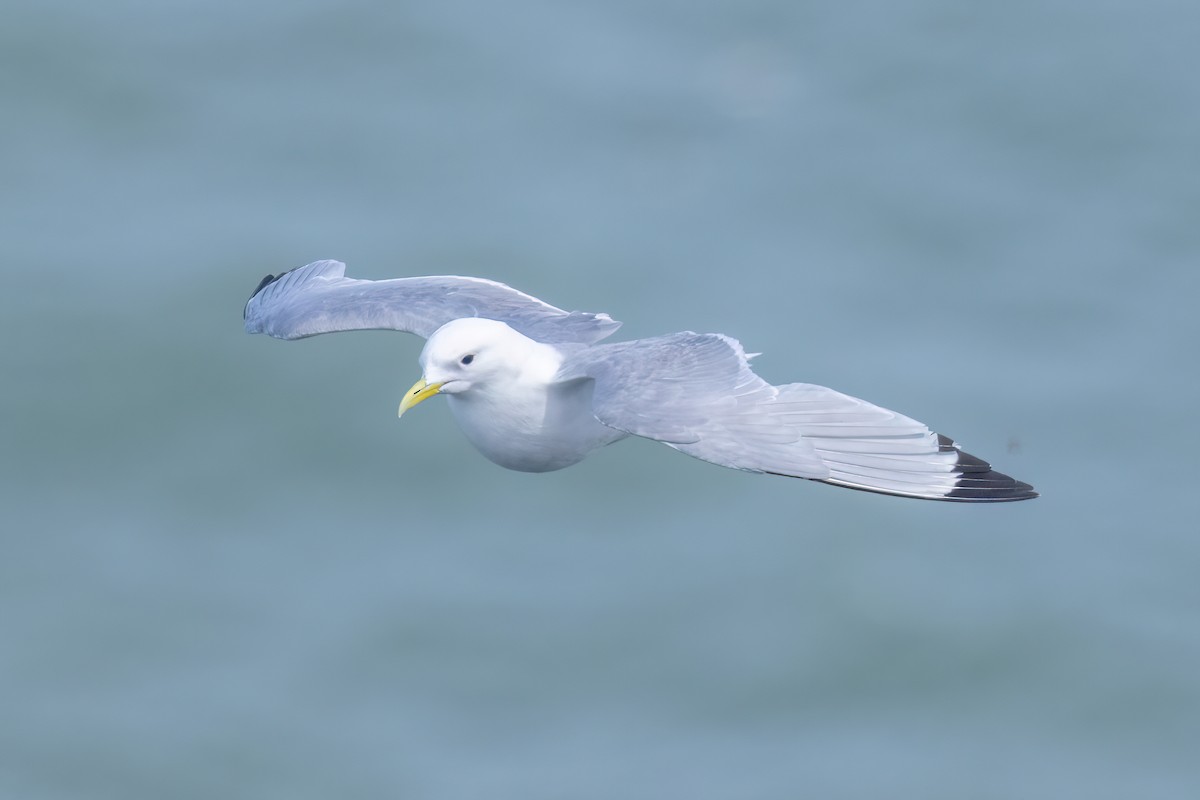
3, 1, 1198, 798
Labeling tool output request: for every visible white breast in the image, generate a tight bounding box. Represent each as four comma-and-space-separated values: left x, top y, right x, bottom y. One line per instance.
446, 346, 625, 472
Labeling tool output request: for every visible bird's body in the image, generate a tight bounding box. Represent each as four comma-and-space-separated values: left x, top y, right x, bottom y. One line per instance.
425, 321, 625, 471
449, 372, 626, 472
245, 260, 1037, 502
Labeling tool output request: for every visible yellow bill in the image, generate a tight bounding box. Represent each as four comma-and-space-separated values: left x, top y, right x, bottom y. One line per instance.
398, 377, 444, 418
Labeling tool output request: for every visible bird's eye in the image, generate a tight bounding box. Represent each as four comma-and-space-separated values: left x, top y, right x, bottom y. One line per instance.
460, 354, 475, 365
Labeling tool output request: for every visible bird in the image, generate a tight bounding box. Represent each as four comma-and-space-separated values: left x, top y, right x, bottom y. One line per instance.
244, 260, 1036, 502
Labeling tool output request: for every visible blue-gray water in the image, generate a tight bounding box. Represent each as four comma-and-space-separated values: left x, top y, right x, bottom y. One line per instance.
3, 1, 1198, 798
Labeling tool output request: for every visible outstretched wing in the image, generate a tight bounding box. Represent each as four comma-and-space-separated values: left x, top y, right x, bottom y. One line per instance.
243, 260, 622, 345
559, 332, 1037, 502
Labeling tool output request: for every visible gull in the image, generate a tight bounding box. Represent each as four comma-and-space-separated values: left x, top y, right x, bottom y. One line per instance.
244, 260, 1036, 502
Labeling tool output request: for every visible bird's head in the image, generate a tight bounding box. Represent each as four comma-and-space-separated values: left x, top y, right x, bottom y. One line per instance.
398, 317, 539, 417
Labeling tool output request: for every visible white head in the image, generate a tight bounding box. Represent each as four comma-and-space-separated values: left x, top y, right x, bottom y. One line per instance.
398, 318, 538, 416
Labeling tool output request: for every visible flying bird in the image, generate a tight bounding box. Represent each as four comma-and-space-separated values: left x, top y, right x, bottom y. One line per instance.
244, 260, 1036, 502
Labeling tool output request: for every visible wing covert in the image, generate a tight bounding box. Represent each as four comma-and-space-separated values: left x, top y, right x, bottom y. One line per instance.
558, 332, 832, 477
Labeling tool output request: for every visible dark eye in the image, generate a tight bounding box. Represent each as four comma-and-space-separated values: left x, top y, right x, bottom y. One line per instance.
460, 354, 475, 365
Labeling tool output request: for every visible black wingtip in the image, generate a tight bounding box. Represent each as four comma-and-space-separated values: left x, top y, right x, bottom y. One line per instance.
244, 272, 286, 320
938, 435, 1038, 502
944, 472, 1039, 502
250, 273, 277, 298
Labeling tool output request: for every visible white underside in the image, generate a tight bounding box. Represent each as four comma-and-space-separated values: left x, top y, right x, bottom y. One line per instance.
447, 379, 624, 472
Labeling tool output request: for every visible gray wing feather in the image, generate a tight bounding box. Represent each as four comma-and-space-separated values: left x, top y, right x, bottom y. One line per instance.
244, 260, 622, 345
558, 332, 833, 478
558, 332, 1036, 501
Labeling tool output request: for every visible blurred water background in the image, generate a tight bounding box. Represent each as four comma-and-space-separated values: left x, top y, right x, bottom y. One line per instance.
3, 1, 1198, 798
